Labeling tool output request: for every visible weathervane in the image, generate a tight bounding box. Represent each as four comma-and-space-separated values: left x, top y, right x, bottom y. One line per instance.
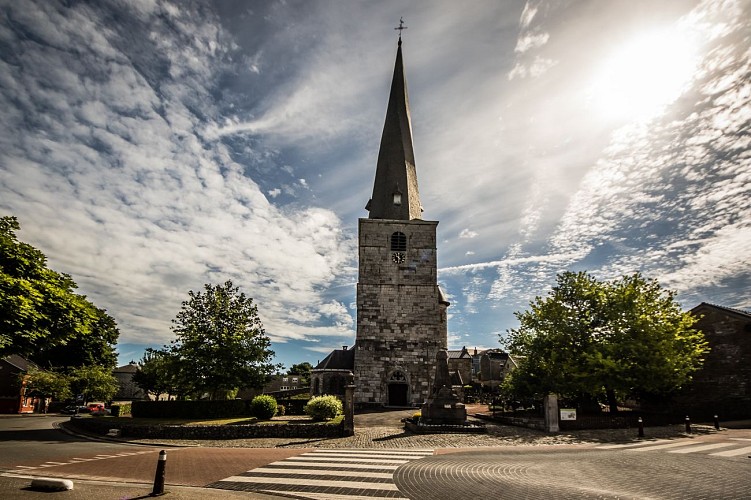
395, 17, 407, 44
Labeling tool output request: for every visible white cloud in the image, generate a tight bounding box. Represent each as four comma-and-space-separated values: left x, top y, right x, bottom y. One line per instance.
459, 228, 478, 239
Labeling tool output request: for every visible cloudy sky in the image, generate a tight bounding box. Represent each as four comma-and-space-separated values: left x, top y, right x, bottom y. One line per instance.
1, 0, 748, 370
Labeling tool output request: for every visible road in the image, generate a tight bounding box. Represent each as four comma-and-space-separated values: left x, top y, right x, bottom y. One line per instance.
1, 414, 750, 499
0, 415, 162, 472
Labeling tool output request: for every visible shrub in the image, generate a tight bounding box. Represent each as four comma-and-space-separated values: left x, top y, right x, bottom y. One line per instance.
110, 403, 132, 417
304, 395, 343, 421
276, 404, 286, 416
250, 395, 278, 420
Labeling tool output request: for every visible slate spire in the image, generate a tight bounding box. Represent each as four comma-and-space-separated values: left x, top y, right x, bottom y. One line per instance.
366, 37, 422, 220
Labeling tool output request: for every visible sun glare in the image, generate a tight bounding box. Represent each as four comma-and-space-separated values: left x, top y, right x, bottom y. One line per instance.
588, 26, 702, 123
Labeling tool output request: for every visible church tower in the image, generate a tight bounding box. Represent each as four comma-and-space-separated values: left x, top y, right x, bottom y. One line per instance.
354, 35, 449, 406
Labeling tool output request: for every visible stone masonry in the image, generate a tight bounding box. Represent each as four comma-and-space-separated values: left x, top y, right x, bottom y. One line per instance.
354, 218, 448, 406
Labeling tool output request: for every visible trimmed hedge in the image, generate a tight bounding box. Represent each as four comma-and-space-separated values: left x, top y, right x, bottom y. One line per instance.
305, 395, 343, 421
131, 400, 248, 419
250, 395, 277, 419
110, 403, 132, 417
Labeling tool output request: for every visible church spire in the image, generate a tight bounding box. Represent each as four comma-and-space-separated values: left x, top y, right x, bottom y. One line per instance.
366, 25, 422, 220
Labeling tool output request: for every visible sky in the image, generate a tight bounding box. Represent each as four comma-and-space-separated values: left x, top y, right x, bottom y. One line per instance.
1, 0, 749, 371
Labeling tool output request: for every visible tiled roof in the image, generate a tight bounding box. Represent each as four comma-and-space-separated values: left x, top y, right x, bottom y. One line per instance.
691, 302, 751, 319
313, 346, 355, 371
2, 354, 37, 372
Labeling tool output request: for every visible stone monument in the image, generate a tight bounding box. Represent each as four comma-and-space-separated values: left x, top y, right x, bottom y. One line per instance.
420, 350, 466, 425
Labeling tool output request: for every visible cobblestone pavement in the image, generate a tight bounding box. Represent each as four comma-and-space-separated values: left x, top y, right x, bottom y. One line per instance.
127, 410, 722, 450
394, 447, 751, 499
208, 448, 433, 499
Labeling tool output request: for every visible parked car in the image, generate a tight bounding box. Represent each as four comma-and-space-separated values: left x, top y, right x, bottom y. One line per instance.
87, 403, 110, 416
60, 405, 89, 415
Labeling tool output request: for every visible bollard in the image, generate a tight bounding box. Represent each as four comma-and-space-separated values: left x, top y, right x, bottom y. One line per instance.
685, 416, 691, 434
151, 450, 166, 496
714, 415, 720, 430
638, 417, 644, 438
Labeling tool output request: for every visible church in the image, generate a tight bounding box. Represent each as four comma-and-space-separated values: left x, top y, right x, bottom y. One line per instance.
311, 33, 449, 407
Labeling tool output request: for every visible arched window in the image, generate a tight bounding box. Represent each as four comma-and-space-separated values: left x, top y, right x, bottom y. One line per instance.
390, 232, 407, 252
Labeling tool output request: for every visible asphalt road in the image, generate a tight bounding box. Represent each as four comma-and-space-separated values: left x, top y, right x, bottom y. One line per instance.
0, 415, 161, 471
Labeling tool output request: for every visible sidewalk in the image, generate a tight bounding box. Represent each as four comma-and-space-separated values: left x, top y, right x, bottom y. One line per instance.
0, 474, 286, 499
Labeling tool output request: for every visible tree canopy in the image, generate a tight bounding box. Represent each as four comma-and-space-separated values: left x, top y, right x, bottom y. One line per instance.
165, 280, 279, 399
502, 271, 708, 411
288, 362, 313, 386
0, 216, 119, 367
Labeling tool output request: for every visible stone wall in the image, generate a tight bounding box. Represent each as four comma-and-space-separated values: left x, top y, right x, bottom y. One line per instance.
355, 218, 447, 406
66, 417, 345, 439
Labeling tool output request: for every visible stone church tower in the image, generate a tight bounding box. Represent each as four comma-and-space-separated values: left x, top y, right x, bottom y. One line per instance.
309, 36, 448, 406
354, 37, 449, 406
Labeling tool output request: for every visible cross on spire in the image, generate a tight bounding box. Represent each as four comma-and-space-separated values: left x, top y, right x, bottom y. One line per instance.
395, 17, 407, 44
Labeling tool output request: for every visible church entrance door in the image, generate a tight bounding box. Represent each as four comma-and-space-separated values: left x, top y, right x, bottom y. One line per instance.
388, 383, 408, 406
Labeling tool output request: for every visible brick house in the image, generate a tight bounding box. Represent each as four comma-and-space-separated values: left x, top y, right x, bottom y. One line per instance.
0, 355, 40, 413
670, 303, 751, 419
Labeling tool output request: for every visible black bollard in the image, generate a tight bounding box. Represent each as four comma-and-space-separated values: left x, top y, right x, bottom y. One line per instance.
714, 415, 720, 430
685, 416, 691, 434
151, 450, 166, 496
638, 417, 644, 438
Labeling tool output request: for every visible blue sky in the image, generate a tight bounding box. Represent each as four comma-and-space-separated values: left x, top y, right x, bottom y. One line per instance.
1, 0, 748, 371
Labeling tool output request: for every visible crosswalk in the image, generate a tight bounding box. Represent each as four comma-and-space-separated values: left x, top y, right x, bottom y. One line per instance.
596, 437, 751, 458
207, 448, 434, 499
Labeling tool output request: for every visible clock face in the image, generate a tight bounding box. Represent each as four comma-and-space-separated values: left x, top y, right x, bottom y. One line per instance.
392, 252, 406, 264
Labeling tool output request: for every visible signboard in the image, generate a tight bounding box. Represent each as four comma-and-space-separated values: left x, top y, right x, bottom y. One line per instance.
560, 408, 577, 421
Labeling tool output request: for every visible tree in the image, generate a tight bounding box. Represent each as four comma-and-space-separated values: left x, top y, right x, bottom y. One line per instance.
24, 366, 72, 401
503, 272, 708, 412
0, 216, 119, 364
69, 365, 119, 403
132, 349, 183, 400
167, 281, 279, 399
33, 306, 119, 370
288, 362, 313, 386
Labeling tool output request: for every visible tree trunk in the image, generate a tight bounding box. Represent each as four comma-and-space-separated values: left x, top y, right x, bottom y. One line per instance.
606, 388, 618, 413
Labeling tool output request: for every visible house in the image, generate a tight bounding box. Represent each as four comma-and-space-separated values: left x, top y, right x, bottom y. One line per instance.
0, 355, 40, 413
476, 349, 517, 391
447, 347, 472, 386
112, 362, 146, 400
670, 303, 751, 419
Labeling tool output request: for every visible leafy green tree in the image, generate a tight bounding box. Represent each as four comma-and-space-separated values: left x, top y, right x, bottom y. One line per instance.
69, 365, 119, 403
167, 281, 280, 399
24, 366, 72, 401
288, 362, 313, 386
503, 272, 708, 412
0, 216, 119, 365
33, 306, 119, 370
132, 348, 184, 400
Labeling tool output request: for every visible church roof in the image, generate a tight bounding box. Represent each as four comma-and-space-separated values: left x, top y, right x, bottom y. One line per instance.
313, 346, 355, 371
366, 39, 422, 220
